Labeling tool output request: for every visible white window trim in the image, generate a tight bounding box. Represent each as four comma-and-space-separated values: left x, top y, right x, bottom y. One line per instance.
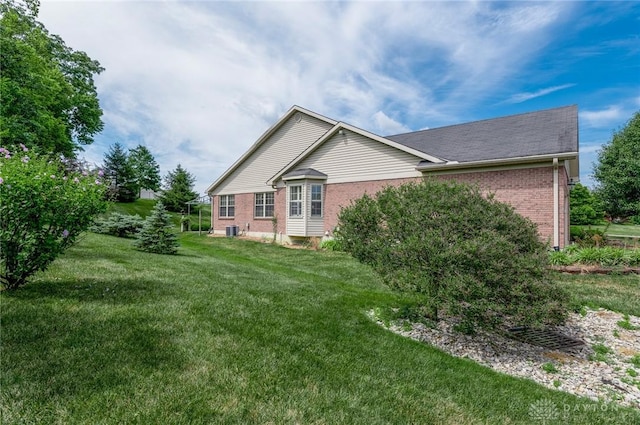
219, 194, 235, 218
254, 192, 275, 218
289, 185, 303, 218
310, 184, 323, 218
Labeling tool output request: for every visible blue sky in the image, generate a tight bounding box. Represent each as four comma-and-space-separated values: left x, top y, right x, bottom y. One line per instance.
38, 1, 639, 195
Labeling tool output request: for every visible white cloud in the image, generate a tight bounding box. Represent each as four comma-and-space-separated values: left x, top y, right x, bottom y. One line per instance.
371, 111, 411, 135
505, 84, 576, 104
580, 106, 624, 128
36, 1, 577, 194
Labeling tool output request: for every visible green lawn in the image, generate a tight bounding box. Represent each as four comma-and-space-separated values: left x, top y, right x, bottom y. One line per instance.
575, 224, 640, 238
1, 234, 638, 424
107, 198, 211, 230
555, 273, 640, 317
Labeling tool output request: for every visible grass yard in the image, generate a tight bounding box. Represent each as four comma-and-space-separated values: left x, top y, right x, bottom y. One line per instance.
574, 224, 640, 246
107, 198, 211, 230
1, 233, 639, 424
556, 273, 640, 317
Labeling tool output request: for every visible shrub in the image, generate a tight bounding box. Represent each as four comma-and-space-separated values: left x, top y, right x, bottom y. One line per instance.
627, 250, 640, 267
90, 213, 144, 237
189, 223, 211, 232
0, 146, 107, 289
548, 250, 573, 266
134, 202, 179, 254
320, 238, 343, 251
570, 226, 607, 247
337, 180, 568, 333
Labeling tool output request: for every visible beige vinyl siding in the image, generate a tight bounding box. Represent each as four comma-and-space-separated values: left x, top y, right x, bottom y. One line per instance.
296, 130, 423, 183
213, 114, 333, 195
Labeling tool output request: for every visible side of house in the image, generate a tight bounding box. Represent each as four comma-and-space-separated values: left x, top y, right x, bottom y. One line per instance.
207, 105, 578, 248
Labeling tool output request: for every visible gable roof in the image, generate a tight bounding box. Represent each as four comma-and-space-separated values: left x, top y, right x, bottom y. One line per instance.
268, 121, 445, 185
386, 105, 578, 163
206, 105, 336, 194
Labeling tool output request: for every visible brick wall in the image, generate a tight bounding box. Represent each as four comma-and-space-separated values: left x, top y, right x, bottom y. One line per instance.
322, 177, 422, 233
432, 166, 567, 247
322, 166, 568, 247
214, 164, 569, 247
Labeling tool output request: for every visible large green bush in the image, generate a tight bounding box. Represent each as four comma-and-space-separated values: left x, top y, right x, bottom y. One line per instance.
337, 180, 568, 332
0, 146, 107, 289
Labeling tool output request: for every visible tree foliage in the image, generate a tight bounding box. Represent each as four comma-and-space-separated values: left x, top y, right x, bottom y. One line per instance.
90, 213, 144, 238
0, 145, 107, 290
102, 142, 137, 202
593, 111, 640, 220
128, 145, 161, 192
134, 202, 179, 255
158, 164, 198, 212
569, 183, 604, 225
337, 180, 568, 333
0, 0, 104, 158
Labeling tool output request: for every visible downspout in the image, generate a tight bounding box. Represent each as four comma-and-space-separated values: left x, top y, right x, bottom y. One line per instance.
210, 195, 214, 234
553, 158, 559, 250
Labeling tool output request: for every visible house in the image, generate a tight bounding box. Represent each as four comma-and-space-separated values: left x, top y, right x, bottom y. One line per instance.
206, 105, 579, 248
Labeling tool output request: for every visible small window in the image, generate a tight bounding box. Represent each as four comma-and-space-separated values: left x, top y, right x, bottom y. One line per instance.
311, 184, 323, 217
219, 194, 235, 218
289, 185, 302, 217
255, 192, 274, 218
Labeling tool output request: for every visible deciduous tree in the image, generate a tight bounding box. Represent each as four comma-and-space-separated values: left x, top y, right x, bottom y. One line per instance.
593, 111, 640, 220
128, 145, 161, 192
569, 183, 604, 225
0, 0, 103, 158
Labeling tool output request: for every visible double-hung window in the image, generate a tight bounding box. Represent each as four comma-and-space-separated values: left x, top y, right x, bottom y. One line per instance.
289, 185, 302, 217
310, 184, 323, 217
255, 192, 274, 218
219, 194, 235, 218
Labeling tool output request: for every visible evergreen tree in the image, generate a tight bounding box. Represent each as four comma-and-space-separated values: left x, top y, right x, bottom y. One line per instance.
128, 145, 161, 192
134, 202, 179, 254
102, 142, 137, 202
158, 164, 198, 212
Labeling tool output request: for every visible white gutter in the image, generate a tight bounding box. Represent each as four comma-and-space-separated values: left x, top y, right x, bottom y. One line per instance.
415, 152, 578, 172
553, 157, 559, 249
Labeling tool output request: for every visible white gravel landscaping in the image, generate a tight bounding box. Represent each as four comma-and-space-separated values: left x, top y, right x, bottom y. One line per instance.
369, 307, 640, 409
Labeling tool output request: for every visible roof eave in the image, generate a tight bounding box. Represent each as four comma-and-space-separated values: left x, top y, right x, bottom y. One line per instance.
416, 152, 579, 176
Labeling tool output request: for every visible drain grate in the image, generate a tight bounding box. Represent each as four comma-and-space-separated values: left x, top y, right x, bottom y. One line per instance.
507, 327, 584, 351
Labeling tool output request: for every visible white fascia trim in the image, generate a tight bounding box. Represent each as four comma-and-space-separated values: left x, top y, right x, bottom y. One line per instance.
268, 122, 445, 186
282, 175, 328, 182
206, 105, 337, 194
416, 152, 579, 172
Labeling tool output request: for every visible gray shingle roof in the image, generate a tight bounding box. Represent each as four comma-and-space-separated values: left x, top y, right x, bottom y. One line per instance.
386, 105, 578, 163
282, 168, 328, 179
